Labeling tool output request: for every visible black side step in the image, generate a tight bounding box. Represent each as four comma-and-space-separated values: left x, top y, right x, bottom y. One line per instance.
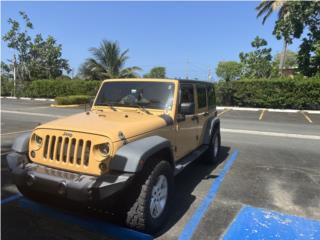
174, 145, 208, 175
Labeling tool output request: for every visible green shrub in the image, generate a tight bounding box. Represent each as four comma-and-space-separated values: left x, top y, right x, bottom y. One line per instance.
1, 79, 29, 97
55, 95, 93, 105
216, 77, 320, 109
1, 79, 14, 96
24, 79, 101, 98
3, 77, 320, 110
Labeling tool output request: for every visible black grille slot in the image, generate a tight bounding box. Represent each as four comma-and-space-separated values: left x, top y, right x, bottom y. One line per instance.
84, 141, 91, 166
62, 138, 69, 162
43, 135, 50, 158
77, 140, 84, 165
56, 137, 63, 161
69, 138, 76, 163
49, 136, 56, 160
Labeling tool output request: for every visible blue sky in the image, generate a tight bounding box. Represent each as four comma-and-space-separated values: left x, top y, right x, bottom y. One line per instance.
1, 1, 302, 80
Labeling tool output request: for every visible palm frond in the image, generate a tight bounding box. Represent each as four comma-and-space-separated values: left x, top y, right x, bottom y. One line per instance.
79, 40, 140, 80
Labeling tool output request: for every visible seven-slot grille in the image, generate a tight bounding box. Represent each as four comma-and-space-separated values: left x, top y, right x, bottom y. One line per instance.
43, 135, 91, 166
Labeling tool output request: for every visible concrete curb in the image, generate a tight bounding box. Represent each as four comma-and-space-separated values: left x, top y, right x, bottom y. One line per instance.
50, 104, 80, 108
0, 96, 54, 102
216, 106, 320, 114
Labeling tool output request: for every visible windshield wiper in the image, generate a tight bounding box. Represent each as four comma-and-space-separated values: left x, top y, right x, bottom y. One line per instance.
96, 102, 117, 111
122, 103, 151, 114
126, 103, 151, 114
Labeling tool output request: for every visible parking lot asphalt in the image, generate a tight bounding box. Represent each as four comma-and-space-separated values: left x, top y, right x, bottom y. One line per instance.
1, 98, 320, 240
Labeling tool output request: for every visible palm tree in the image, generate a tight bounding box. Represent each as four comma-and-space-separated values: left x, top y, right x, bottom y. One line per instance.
256, 0, 289, 74
79, 40, 141, 80
256, 0, 288, 24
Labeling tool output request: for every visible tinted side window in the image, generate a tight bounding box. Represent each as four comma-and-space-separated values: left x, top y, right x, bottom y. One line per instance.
197, 86, 207, 109
180, 84, 194, 103
207, 84, 216, 108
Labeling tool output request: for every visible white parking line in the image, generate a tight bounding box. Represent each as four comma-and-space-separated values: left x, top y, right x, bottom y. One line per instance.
221, 128, 320, 140
259, 109, 266, 121
1, 130, 32, 136
1, 110, 62, 118
218, 109, 231, 117
301, 111, 313, 123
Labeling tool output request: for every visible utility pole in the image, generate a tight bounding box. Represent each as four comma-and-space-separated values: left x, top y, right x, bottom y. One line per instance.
13, 54, 17, 97
208, 67, 212, 81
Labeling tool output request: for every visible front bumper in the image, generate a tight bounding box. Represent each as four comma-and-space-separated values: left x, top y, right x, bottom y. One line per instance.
7, 152, 133, 203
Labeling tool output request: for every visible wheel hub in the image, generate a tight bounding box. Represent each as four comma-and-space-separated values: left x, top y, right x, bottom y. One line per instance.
150, 175, 168, 218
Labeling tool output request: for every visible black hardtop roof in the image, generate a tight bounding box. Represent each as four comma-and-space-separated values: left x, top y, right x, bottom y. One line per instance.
178, 79, 214, 85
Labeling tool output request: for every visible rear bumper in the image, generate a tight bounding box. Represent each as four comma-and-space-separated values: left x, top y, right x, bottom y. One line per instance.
7, 152, 133, 203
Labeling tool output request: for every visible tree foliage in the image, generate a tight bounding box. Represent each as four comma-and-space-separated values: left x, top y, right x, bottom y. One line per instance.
79, 40, 141, 80
2, 11, 70, 81
239, 36, 272, 78
0, 61, 13, 81
143, 67, 166, 78
216, 61, 242, 81
257, 1, 320, 76
273, 1, 320, 76
256, 0, 288, 25
274, 49, 298, 68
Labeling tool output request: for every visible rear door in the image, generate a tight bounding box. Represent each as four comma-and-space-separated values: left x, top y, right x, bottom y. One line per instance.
195, 84, 209, 145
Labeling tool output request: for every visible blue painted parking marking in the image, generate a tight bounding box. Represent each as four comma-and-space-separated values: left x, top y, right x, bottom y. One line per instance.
222, 206, 320, 240
19, 198, 153, 240
1, 194, 22, 205
178, 149, 239, 240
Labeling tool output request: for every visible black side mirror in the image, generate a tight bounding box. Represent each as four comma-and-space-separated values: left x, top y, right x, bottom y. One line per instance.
180, 102, 195, 115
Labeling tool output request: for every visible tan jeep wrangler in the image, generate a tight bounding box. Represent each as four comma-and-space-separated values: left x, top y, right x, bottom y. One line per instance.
7, 78, 221, 233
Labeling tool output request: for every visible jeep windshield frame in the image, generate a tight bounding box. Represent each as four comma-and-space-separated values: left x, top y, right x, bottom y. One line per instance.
94, 81, 175, 110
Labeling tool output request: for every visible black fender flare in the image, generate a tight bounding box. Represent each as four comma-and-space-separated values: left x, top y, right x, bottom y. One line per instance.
11, 132, 31, 153
203, 116, 220, 145
7, 133, 31, 172
109, 136, 174, 173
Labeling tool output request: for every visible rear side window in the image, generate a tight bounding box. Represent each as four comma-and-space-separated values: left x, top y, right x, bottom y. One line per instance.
207, 84, 216, 108
197, 85, 207, 109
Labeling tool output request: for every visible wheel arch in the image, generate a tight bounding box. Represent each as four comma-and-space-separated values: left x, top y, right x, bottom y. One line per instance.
11, 132, 31, 153
109, 136, 174, 173
203, 117, 220, 145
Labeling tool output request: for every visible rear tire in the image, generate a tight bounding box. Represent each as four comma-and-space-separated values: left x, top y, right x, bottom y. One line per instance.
203, 130, 221, 164
126, 161, 174, 233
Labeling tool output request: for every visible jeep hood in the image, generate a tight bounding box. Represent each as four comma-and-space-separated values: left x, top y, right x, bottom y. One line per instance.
36, 110, 171, 142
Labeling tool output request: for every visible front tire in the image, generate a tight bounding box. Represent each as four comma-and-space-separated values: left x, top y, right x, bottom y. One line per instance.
203, 130, 221, 164
126, 161, 173, 233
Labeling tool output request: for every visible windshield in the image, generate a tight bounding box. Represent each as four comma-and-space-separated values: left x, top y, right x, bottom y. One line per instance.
94, 81, 175, 110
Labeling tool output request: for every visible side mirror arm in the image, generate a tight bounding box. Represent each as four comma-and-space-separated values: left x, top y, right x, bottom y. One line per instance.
177, 114, 186, 122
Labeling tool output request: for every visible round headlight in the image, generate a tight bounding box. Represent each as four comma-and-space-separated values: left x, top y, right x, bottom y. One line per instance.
35, 135, 43, 145
99, 143, 110, 156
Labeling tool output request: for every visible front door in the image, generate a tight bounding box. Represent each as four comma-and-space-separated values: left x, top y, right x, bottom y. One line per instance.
174, 83, 199, 160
